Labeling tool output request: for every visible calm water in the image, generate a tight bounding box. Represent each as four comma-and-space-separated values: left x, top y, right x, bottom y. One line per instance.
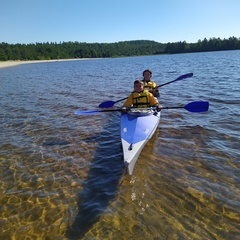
0, 51, 239, 240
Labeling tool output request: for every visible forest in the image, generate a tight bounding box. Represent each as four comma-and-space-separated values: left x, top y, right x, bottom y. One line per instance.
0, 36, 239, 61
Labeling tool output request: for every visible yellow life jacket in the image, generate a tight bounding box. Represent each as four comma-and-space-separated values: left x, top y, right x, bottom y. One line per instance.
143, 80, 160, 98
131, 90, 150, 108
142, 80, 156, 92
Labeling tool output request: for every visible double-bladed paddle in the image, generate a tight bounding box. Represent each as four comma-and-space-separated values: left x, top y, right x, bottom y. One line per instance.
98, 72, 193, 108
74, 101, 209, 115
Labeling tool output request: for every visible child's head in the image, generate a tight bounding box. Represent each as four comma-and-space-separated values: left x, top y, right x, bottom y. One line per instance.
143, 69, 152, 80
134, 80, 144, 92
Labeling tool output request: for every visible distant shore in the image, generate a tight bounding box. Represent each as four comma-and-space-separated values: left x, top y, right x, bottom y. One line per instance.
0, 58, 94, 69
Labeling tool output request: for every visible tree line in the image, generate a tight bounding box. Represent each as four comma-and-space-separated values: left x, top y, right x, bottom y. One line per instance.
0, 36, 239, 61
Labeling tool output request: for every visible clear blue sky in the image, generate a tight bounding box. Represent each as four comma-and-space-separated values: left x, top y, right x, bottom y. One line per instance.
1, 0, 239, 44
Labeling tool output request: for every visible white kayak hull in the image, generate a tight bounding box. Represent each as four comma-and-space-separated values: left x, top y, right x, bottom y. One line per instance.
120, 109, 160, 175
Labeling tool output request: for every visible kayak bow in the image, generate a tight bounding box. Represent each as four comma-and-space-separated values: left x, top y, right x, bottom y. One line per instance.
120, 108, 160, 175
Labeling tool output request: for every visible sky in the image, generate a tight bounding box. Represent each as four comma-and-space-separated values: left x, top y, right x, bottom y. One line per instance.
1, 0, 240, 44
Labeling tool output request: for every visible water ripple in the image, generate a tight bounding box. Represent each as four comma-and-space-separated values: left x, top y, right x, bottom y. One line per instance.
1, 51, 240, 239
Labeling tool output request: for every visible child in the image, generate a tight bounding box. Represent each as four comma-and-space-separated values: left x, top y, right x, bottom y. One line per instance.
142, 69, 160, 98
122, 80, 161, 111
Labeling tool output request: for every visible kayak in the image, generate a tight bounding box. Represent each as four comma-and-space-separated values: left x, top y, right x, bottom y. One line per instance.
120, 108, 161, 175
74, 101, 209, 175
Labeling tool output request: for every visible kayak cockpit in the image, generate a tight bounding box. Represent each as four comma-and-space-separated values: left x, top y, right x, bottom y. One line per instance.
127, 107, 158, 116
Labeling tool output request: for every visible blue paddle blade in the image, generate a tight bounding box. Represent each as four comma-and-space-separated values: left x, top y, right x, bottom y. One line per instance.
74, 108, 121, 115
98, 100, 116, 108
184, 101, 209, 112
74, 110, 102, 115
176, 72, 193, 80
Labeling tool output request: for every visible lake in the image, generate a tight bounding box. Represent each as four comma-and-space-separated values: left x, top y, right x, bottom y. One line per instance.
0, 50, 239, 239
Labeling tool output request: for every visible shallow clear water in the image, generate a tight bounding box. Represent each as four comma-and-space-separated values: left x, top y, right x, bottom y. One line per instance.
0, 51, 239, 239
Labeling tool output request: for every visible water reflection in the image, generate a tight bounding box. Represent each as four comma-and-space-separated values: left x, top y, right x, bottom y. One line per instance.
66, 112, 125, 239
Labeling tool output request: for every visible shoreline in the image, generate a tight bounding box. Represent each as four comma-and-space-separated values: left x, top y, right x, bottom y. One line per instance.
0, 58, 94, 69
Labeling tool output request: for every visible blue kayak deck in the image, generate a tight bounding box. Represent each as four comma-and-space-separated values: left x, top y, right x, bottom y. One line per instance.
120, 112, 160, 144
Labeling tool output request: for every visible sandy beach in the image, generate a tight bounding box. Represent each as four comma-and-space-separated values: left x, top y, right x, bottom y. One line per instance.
0, 58, 92, 69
